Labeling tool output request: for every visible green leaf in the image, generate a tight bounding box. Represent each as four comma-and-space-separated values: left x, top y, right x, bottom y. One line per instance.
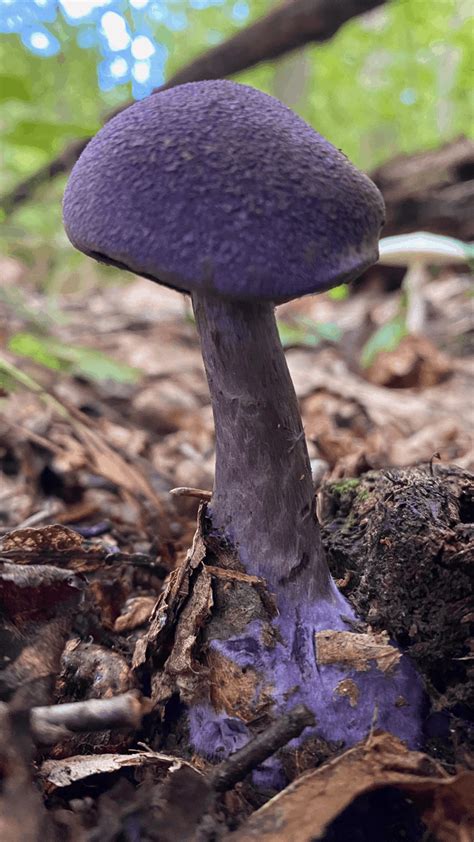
310, 320, 342, 342
360, 316, 408, 368
0, 371, 18, 394
278, 322, 320, 348
65, 347, 141, 384
8, 332, 141, 384
0, 73, 32, 102
278, 318, 342, 348
6, 120, 95, 151
328, 284, 349, 301
8, 332, 64, 371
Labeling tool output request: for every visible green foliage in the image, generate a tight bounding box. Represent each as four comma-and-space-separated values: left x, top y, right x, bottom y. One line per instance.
330, 478, 361, 494
360, 315, 409, 368
0, 0, 471, 294
328, 284, 350, 301
6, 119, 94, 152
0, 73, 33, 102
7, 332, 141, 385
278, 317, 342, 348
274, 0, 473, 170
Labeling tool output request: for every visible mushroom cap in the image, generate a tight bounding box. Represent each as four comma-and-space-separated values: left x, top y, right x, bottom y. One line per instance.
64, 80, 385, 302
378, 232, 474, 267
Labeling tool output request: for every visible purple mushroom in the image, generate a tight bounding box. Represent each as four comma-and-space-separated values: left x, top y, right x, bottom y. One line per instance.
63, 80, 423, 784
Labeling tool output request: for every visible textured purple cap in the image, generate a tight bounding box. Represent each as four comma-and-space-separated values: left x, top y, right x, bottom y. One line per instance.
63, 80, 385, 302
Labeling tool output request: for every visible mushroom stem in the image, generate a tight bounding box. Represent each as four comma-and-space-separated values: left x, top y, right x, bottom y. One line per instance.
192, 292, 330, 601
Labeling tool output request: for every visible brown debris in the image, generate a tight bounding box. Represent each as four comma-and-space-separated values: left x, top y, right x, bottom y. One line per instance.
132, 515, 208, 672
0, 550, 84, 708
31, 691, 150, 745
40, 748, 200, 792
334, 678, 360, 708
1, 523, 83, 554
208, 649, 264, 723
1, 620, 72, 710
227, 731, 474, 842
58, 640, 136, 702
315, 629, 401, 674
365, 334, 452, 389
114, 595, 157, 633
151, 563, 213, 705
0, 704, 55, 842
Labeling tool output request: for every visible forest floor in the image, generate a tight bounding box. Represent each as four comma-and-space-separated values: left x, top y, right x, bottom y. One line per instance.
0, 258, 472, 841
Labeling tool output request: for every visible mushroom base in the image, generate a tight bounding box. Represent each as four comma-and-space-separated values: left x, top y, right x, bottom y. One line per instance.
187, 544, 423, 789
190, 293, 423, 786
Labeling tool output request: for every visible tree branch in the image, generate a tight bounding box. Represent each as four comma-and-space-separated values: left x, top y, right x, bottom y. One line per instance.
210, 704, 315, 792
1, 0, 385, 215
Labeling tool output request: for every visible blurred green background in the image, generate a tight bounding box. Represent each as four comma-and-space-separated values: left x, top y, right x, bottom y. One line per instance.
1, 0, 473, 293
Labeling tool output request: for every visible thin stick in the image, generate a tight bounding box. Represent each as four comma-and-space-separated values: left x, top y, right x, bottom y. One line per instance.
30, 691, 151, 745
169, 486, 212, 501
210, 704, 315, 792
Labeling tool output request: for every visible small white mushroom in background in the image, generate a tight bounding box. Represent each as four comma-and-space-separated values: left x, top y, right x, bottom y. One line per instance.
377, 231, 474, 335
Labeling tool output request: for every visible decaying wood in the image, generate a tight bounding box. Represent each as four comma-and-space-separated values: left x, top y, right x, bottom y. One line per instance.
320, 463, 473, 713
371, 136, 474, 241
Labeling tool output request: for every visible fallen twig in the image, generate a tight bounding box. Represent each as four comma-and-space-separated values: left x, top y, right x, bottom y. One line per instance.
210, 704, 315, 792
169, 486, 212, 501
30, 691, 152, 745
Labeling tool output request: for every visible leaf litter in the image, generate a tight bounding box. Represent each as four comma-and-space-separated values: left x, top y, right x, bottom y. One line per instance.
0, 260, 472, 839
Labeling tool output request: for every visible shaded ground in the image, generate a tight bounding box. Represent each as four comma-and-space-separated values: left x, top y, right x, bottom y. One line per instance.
0, 258, 472, 840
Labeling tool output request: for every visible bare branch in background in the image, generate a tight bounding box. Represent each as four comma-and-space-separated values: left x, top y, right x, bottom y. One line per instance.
0, 0, 385, 215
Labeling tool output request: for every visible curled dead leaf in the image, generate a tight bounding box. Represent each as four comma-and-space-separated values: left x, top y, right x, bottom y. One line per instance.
132, 509, 207, 671
39, 749, 201, 792
151, 564, 213, 705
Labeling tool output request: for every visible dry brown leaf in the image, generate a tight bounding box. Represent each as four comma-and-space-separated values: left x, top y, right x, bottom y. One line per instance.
133, 511, 207, 670
151, 564, 213, 705
315, 629, 401, 673
39, 749, 200, 792
389, 419, 462, 466
114, 596, 157, 633
227, 732, 474, 842
133, 378, 201, 435
132, 509, 213, 706
1, 523, 83, 553
288, 348, 473, 438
